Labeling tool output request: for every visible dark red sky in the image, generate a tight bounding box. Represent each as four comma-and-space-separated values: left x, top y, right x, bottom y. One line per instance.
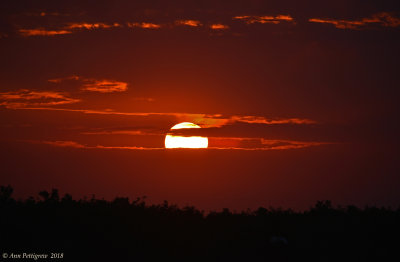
0, 0, 399, 211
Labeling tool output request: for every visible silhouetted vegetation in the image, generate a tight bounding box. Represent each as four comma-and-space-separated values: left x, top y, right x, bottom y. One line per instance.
1, 185, 399, 261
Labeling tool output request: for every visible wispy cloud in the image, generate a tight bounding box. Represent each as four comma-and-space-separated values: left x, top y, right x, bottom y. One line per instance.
18, 21, 147, 37
81, 80, 128, 93
0, 89, 80, 109
48, 75, 80, 83
15, 11, 400, 38
37, 140, 163, 150
18, 20, 122, 38
18, 23, 118, 37
5, 105, 315, 128
81, 130, 146, 135
18, 29, 72, 36
210, 24, 229, 30
34, 138, 328, 151
230, 116, 315, 125
65, 22, 121, 30
309, 12, 400, 29
48, 75, 129, 93
175, 20, 202, 27
42, 140, 85, 148
16, 20, 221, 37
234, 15, 294, 24
260, 139, 329, 150
126, 22, 161, 29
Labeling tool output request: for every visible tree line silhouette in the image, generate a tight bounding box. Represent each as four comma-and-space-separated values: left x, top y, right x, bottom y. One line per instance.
1, 185, 399, 261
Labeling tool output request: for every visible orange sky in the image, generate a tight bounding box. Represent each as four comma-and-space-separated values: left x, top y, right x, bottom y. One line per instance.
1, 0, 400, 211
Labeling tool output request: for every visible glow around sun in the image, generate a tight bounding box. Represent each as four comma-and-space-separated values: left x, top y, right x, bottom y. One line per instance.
165, 122, 208, 149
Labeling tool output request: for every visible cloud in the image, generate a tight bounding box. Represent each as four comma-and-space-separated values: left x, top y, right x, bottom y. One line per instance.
19, 20, 204, 37
3, 104, 315, 129
309, 12, 400, 29
37, 140, 163, 150
81, 130, 146, 135
14, 11, 400, 38
175, 20, 202, 27
206, 137, 330, 150
233, 15, 295, 24
42, 140, 85, 148
0, 89, 80, 109
94, 145, 163, 150
34, 138, 327, 151
81, 80, 128, 93
230, 116, 316, 125
210, 24, 229, 30
260, 139, 329, 150
126, 22, 161, 29
171, 114, 315, 128
48, 75, 129, 93
48, 75, 80, 83
18, 22, 129, 37
18, 23, 121, 37
18, 29, 72, 36
65, 22, 121, 30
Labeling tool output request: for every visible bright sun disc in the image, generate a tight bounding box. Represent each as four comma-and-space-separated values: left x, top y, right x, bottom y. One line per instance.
165, 122, 208, 149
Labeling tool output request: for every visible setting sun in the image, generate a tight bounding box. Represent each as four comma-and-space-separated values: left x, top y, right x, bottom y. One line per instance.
165, 122, 208, 148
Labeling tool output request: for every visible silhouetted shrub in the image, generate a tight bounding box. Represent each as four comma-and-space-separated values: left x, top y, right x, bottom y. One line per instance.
0, 185, 13, 202
1, 185, 399, 261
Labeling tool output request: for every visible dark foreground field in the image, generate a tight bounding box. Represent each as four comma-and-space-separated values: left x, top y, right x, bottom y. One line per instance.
1, 185, 399, 261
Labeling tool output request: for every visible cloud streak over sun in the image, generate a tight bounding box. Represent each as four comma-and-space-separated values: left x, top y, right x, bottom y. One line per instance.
34, 138, 328, 151
5, 106, 315, 128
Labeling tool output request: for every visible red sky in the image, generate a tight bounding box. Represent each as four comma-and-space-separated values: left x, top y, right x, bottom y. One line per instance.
1, 0, 399, 211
